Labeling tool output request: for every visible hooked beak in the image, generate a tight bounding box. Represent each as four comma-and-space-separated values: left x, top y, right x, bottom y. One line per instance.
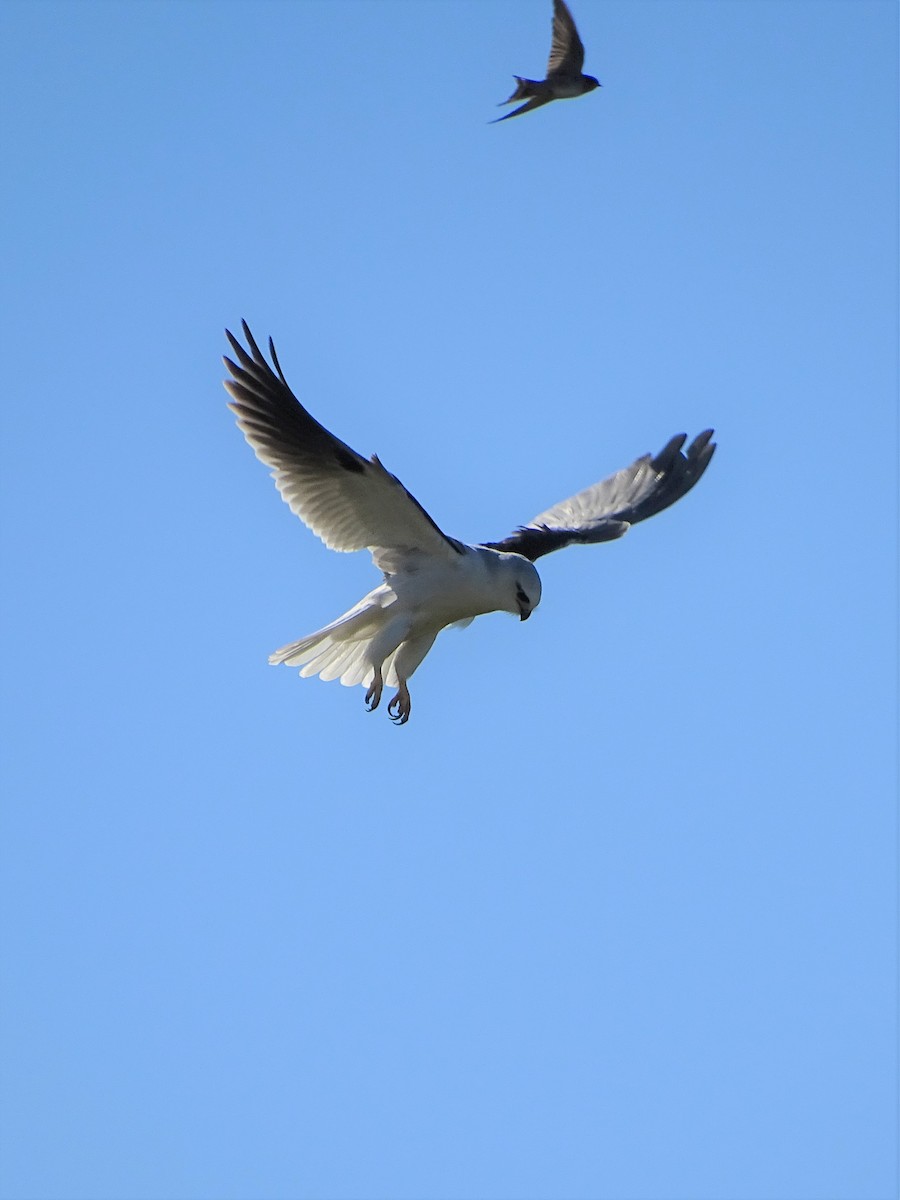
519, 606, 531, 622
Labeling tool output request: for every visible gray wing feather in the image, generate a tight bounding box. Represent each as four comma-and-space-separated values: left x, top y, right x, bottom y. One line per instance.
224, 322, 463, 559
547, 0, 585, 77
482, 430, 716, 561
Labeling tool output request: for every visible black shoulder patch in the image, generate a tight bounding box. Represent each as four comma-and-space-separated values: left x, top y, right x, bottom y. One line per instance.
334, 447, 365, 474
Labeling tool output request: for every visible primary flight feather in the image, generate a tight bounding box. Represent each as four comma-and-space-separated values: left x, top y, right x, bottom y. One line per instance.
224, 322, 715, 724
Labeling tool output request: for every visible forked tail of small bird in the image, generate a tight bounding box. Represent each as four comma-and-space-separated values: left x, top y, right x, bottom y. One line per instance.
501, 75, 542, 104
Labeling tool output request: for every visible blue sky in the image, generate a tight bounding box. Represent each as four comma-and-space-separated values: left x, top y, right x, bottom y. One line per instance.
1, 2, 896, 1198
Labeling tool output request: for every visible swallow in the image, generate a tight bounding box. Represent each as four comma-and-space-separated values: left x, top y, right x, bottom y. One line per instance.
492, 0, 601, 123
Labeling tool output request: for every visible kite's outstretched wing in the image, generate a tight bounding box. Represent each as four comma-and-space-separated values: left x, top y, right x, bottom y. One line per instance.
224, 322, 463, 560
547, 0, 586, 77
482, 430, 716, 562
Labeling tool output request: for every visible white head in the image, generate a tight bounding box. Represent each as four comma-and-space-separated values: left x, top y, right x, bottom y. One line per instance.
498, 553, 542, 621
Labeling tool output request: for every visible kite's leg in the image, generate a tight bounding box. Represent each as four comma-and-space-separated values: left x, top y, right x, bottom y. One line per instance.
365, 670, 383, 712
387, 682, 411, 726
363, 616, 412, 714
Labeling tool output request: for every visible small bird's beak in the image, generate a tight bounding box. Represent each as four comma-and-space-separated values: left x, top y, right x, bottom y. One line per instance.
519, 607, 531, 622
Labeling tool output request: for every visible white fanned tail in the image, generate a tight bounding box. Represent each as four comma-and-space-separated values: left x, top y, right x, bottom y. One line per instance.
268, 585, 401, 688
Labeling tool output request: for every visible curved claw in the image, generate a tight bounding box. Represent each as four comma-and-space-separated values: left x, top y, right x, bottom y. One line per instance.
365, 672, 383, 713
387, 683, 411, 726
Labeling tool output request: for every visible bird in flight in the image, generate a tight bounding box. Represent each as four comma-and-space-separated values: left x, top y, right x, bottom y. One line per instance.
493, 0, 601, 123
224, 323, 715, 725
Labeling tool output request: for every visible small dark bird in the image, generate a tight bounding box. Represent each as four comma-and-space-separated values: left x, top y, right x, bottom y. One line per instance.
493, 0, 600, 123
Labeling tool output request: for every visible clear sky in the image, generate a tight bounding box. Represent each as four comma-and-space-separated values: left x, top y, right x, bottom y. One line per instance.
1, 2, 896, 1198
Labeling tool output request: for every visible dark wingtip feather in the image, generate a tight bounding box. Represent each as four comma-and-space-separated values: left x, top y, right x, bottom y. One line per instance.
268, 336, 290, 388
686, 430, 716, 482
651, 433, 687, 472
239, 319, 266, 365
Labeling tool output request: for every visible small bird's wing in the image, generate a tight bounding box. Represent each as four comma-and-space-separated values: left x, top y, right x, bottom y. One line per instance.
490, 94, 555, 123
547, 0, 586, 77
224, 322, 464, 560
482, 431, 715, 562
